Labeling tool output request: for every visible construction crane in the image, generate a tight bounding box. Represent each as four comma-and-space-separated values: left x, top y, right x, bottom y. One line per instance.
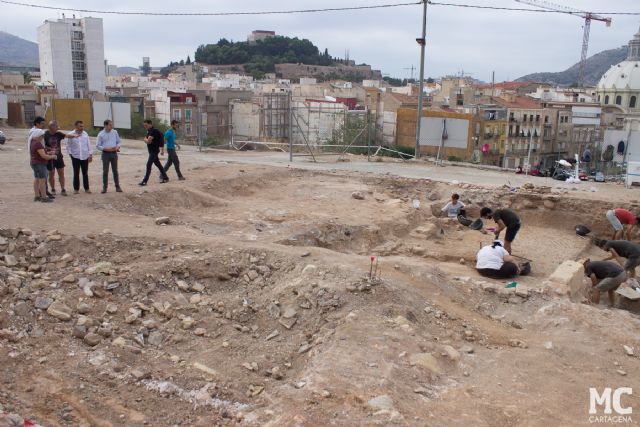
404, 65, 416, 80
515, 0, 611, 87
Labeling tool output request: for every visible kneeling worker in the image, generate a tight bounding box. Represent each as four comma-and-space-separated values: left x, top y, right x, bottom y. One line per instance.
476, 240, 519, 279
583, 258, 626, 307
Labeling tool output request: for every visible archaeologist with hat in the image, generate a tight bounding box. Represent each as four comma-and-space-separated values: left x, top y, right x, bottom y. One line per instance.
605, 208, 640, 240
583, 258, 626, 307
475, 240, 519, 279
595, 238, 640, 286
480, 207, 521, 255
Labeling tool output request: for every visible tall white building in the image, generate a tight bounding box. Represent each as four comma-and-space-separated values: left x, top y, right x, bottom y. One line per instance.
38, 16, 106, 99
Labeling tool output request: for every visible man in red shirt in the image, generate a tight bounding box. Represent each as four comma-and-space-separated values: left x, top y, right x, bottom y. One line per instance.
606, 208, 640, 240
30, 129, 58, 202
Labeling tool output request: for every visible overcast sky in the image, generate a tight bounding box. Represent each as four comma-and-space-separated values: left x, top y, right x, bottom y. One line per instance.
1, 0, 638, 82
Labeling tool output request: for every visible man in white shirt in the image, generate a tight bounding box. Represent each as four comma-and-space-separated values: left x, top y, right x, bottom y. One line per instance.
96, 119, 122, 193
66, 120, 93, 194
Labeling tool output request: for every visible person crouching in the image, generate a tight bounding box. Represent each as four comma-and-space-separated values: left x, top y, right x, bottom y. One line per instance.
475, 240, 519, 279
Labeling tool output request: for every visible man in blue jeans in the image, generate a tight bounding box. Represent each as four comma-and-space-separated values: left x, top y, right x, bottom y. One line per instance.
481, 207, 521, 255
139, 119, 169, 186
163, 120, 185, 180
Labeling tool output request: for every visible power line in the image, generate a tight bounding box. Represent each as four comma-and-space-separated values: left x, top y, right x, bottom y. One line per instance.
0, 0, 422, 16
1, 0, 639, 16
428, 1, 640, 16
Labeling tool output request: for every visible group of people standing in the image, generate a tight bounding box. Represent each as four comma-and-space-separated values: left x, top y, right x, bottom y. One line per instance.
27, 117, 185, 202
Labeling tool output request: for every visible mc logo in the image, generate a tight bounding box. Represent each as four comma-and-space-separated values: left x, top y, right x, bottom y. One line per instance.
589, 388, 633, 424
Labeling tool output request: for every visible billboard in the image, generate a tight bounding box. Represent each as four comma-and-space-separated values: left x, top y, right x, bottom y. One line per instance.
418, 116, 469, 149
92, 101, 131, 129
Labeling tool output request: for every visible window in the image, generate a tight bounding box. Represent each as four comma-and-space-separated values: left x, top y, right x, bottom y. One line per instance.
616, 95, 622, 105
535, 115, 540, 122
185, 109, 192, 122
185, 123, 192, 135
544, 115, 549, 123
186, 97, 193, 104
173, 109, 181, 121
530, 114, 534, 122
630, 96, 637, 108
605, 95, 610, 104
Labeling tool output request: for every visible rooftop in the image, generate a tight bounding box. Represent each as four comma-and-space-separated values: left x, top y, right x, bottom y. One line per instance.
493, 96, 541, 109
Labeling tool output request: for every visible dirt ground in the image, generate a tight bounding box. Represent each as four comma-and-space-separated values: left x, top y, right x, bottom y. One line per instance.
1, 128, 640, 427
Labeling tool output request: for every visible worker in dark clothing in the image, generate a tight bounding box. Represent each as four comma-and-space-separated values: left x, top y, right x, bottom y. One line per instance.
139, 119, 169, 186
583, 258, 626, 307
595, 239, 640, 285
480, 207, 521, 255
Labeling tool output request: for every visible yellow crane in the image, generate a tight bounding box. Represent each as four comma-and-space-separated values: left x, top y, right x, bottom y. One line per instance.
515, 0, 611, 86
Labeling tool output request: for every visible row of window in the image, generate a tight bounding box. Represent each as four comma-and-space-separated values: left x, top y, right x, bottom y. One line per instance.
602, 94, 637, 108
173, 109, 193, 122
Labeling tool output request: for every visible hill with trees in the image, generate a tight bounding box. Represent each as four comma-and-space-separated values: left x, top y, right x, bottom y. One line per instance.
194, 36, 336, 78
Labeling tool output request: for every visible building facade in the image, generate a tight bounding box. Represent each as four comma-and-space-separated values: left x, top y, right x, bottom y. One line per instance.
38, 16, 106, 99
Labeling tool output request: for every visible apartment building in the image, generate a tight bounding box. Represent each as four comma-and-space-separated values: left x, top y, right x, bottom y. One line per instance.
38, 16, 106, 99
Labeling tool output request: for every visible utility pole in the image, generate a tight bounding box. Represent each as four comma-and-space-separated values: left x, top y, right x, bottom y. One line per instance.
526, 125, 533, 175
414, 0, 428, 159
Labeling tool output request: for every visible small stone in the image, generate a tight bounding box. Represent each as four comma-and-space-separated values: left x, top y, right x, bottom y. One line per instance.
83, 332, 102, 347
155, 216, 170, 225
544, 341, 554, 350
351, 191, 365, 200
181, 317, 195, 329
298, 343, 312, 354
148, 331, 163, 346
242, 362, 258, 372
111, 336, 127, 347
623, 345, 634, 356
34, 296, 54, 310
409, 353, 441, 374
189, 294, 202, 304
85, 262, 113, 275
33, 243, 49, 258
279, 317, 297, 330
47, 300, 73, 321
194, 328, 206, 336
301, 252, 311, 258
131, 368, 151, 380
72, 325, 87, 339
4, 255, 18, 267
266, 303, 281, 319
509, 339, 528, 349
105, 303, 118, 314
97, 323, 113, 337
269, 366, 283, 380
321, 390, 331, 398
442, 345, 460, 362
265, 330, 280, 341
515, 285, 529, 298
76, 302, 91, 314
192, 282, 205, 293
282, 307, 297, 319
14, 301, 31, 317
62, 274, 76, 283
617, 369, 627, 376
176, 280, 190, 291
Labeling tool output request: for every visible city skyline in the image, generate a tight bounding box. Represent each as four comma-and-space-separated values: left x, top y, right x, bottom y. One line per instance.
0, 0, 639, 81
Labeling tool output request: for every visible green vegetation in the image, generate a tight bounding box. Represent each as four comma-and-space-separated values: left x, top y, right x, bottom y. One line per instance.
195, 36, 335, 76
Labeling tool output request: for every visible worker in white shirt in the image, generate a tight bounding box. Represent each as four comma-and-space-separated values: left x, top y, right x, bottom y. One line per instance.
66, 120, 93, 194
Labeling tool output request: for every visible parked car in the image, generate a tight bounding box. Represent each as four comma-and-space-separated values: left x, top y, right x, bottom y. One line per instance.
579, 170, 588, 181
0, 130, 5, 145
595, 172, 605, 182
